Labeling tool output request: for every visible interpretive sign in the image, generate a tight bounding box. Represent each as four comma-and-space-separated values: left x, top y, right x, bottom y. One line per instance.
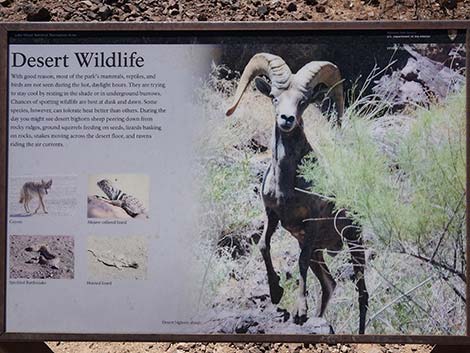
0, 22, 469, 344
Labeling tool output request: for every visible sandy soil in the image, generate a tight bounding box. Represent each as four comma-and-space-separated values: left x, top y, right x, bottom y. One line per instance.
88, 235, 148, 280
9, 235, 74, 279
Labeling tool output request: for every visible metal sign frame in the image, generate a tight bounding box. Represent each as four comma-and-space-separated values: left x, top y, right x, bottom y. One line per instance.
0, 21, 469, 345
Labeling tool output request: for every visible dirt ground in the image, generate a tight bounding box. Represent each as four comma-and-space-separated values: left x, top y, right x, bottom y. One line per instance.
87, 235, 148, 280
1, 0, 463, 352
9, 235, 74, 279
48, 342, 433, 353
0, 0, 468, 22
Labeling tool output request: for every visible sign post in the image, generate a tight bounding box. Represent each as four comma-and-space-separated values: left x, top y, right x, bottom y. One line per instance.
0, 342, 53, 353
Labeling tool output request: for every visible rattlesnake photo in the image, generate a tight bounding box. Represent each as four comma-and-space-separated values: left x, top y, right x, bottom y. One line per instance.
25, 245, 60, 269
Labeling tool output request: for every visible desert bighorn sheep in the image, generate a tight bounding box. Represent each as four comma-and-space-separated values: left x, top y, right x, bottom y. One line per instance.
226, 53, 368, 334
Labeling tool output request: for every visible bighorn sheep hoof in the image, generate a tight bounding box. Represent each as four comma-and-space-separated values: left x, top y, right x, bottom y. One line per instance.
269, 283, 284, 304
293, 313, 308, 325
293, 298, 308, 325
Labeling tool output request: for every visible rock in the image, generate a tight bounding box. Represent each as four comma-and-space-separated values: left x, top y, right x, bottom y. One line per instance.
81, 0, 93, 7
137, 3, 148, 11
158, 342, 171, 351
440, 0, 457, 9
231, 2, 240, 10
248, 346, 262, 353
286, 2, 297, 11
257, 5, 269, 16
316, 4, 326, 12
197, 13, 208, 20
167, 0, 178, 9
97, 5, 112, 20
235, 318, 259, 333
25, 6, 52, 21
86, 10, 98, 19
175, 343, 195, 351
305, 0, 318, 5
169, 8, 179, 15
0, 0, 12, 7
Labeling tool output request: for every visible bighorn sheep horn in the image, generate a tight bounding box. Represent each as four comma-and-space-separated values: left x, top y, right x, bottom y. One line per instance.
293, 61, 344, 118
225, 53, 292, 116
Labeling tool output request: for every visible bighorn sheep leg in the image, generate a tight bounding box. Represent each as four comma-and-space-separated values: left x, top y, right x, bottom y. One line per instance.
259, 210, 284, 304
345, 232, 368, 334
294, 237, 315, 325
310, 249, 337, 318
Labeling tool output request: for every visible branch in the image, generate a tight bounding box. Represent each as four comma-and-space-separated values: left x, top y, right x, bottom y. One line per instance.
429, 192, 465, 262
294, 187, 335, 201
366, 276, 435, 328
443, 277, 466, 303
369, 263, 449, 333
406, 252, 466, 283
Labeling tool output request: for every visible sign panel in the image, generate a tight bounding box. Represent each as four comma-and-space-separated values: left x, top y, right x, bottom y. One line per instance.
0, 23, 469, 343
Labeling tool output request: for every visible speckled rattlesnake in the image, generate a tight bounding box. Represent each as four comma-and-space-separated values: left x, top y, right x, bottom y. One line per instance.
25, 245, 60, 269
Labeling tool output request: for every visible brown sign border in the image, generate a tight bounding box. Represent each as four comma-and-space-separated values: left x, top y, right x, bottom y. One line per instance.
0, 21, 469, 345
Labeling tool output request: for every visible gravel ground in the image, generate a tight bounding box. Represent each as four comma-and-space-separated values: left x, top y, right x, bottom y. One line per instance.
9, 235, 74, 280
0, 0, 468, 22
2, 0, 459, 351
48, 342, 433, 353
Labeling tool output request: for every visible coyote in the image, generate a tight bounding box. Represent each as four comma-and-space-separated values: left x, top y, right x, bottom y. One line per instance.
19, 179, 53, 214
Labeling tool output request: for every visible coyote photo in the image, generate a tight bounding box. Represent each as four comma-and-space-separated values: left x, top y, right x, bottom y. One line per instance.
19, 179, 53, 214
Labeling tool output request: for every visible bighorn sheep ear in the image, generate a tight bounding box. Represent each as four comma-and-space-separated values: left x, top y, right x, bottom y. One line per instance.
293, 61, 344, 119
226, 53, 292, 116
255, 77, 272, 97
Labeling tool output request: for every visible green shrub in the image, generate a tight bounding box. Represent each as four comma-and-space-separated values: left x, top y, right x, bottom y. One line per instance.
300, 90, 465, 253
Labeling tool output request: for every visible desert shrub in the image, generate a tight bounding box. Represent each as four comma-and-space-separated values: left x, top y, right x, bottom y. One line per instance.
299, 90, 465, 258
195, 63, 466, 335
299, 89, 466, 333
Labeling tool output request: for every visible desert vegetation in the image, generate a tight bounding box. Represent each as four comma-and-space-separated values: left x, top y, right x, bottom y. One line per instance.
194, 46, 466, 335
